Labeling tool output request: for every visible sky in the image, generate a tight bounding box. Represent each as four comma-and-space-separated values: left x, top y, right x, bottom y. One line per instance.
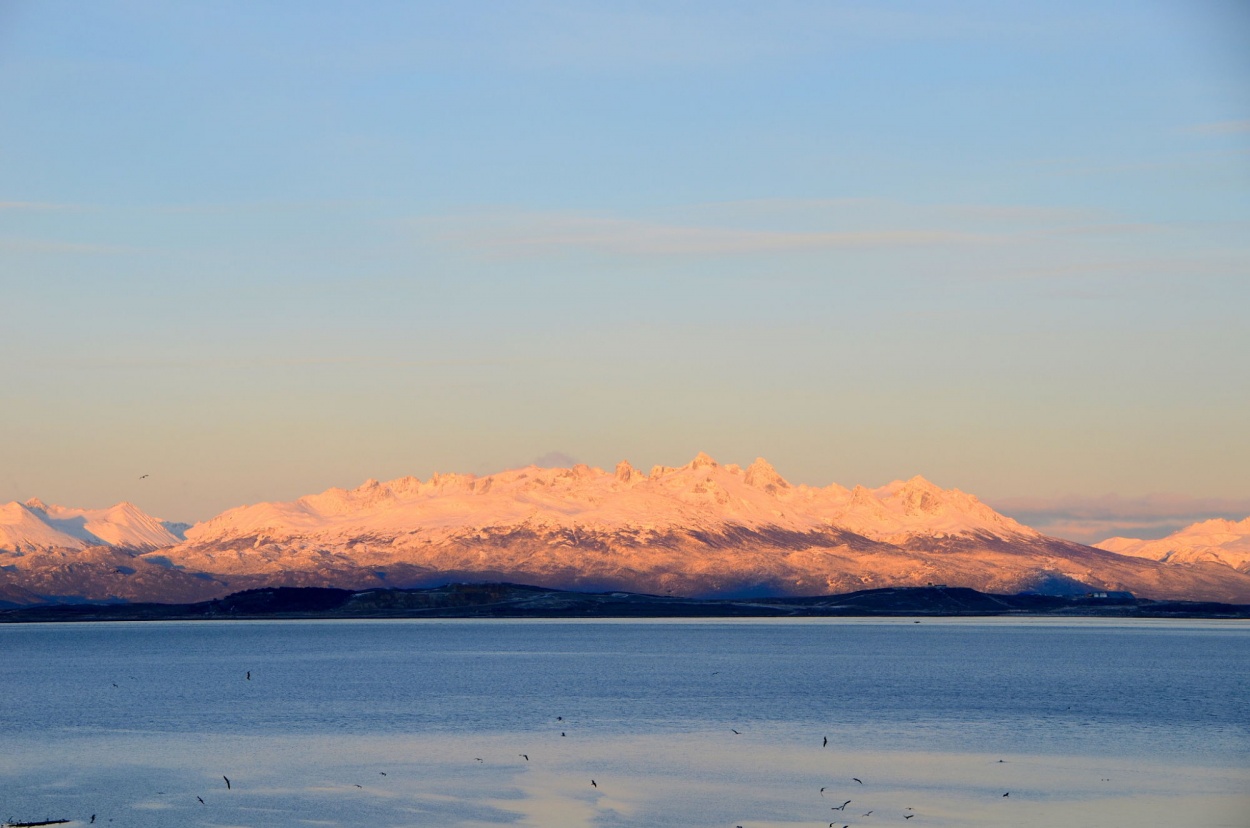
1, 1, 1248, 541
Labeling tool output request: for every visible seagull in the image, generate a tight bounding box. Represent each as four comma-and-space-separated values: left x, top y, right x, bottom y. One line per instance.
731, 729, 740, 735
90, 817, 96, 824
853, 778, 862, 784
820, 787, 826, 796
520, 754, 528, 761
591, 780, 597, 788
862, 811, 873, 817
223, 776, 231, 790
833, 800, 851, 810
823, 736, 828, 747
561, 732, 566, 737
197, 797, 204, 805
139, 474, 149, 479
246, 671, 250, 680
1003, 792, 1009, 797
905, 815, 915, 820
379, 772, 386, 776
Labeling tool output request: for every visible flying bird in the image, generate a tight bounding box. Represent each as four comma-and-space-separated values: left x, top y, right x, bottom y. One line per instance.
1003, 792, 1009, 797
820, 787, 826, 796
197, 797, 204, 805
853, 778, 862, 784
380, 772, 386, 776
561, 732, 566, 737
823, 736, 828, 747
223, 776, 231, 790
833, 800, 851, 810
591, 780, 597, 788
731, 729, 740, 734
90, 818, 95, 825
520, 754, 528, 761
246, 671, 250, 680
905, 815, 915, 820
139, 474, 149, 479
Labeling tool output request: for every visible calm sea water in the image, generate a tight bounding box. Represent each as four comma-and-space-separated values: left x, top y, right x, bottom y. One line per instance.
1, 618, 1247, 827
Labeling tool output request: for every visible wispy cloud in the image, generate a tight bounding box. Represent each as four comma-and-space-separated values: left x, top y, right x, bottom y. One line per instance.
289, 5, 1106, 76
1186, 119, 1250, 136
418, 209, 1002, 259
987, 493, 1250, 544
21, 356, 529, 372
412, 199, 1248, 287
687, 197, 1105, 227
0, 237, 142, 255
0, 201, 89, 212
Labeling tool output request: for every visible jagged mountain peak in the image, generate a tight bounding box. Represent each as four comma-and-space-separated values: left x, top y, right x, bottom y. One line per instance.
615, 460, 643, 484
688, 451, 719, 470
744, 457, 790, 491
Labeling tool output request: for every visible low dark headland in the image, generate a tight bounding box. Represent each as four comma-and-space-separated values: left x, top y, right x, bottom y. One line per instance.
1, 583, 1248, 622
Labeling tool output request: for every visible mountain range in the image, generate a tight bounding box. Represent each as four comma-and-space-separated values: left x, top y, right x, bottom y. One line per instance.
3, 453, 1250, 606
1096, 518, 1250, 572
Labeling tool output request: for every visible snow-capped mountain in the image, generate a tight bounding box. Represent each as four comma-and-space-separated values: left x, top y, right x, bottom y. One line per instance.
0, 499, 205, 606
181, 454, 1034, 550
5, 455, 1250, 606
1097, 517, 1250, 572
0, 498, 183, 552
149, 454, 1250, 604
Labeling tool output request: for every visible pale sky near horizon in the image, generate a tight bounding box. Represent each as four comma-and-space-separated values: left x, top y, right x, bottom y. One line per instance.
1, 1, 1248, 541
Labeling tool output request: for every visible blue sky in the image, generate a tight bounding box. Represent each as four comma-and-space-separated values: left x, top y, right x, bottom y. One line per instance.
1, 1, 1248, 539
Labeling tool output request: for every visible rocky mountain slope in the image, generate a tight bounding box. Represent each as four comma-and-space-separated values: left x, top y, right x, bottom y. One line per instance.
1097, 517, 1250, 572
5, 455, 1250, 605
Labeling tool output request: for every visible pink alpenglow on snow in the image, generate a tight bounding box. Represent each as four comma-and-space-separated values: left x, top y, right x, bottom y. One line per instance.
1096, 517, 1250, 572
5, 455, 1250, 605
1, 498, 182, 552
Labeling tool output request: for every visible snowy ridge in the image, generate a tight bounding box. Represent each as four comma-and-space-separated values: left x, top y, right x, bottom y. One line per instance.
1097, 517, 1250, 571
184, 453, 1038, 547
0, 498, 182, 552
146, 453, 1250, 603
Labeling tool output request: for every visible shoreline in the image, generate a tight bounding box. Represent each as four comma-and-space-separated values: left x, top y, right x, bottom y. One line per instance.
3, 583, 1249, 623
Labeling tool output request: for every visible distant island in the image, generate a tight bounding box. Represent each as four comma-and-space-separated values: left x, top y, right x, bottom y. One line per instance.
2, 583, 1248, 623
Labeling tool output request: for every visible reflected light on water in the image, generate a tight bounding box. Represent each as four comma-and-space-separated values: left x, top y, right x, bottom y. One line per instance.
3, 731, 1247, 827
